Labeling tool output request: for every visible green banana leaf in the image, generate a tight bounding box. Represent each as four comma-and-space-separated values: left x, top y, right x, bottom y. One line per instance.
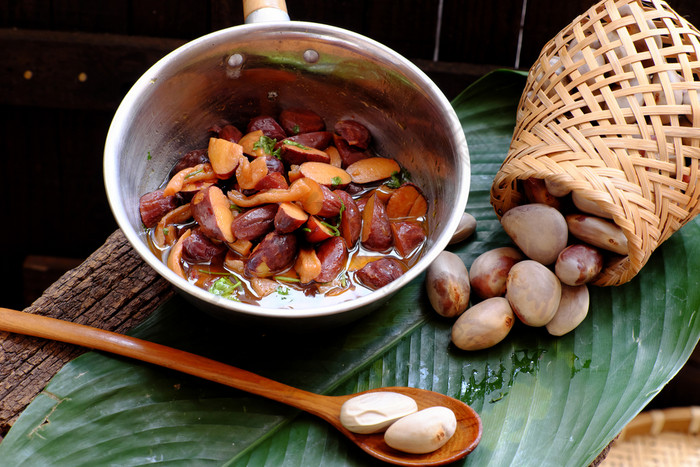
2, 70, 699, 466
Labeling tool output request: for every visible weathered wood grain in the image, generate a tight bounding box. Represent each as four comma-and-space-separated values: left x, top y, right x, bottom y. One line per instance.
0, 230, 174, 442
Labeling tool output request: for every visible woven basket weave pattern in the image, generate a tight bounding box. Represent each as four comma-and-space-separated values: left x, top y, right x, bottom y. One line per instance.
601, 407, 700, 466
491, 0, 700, 286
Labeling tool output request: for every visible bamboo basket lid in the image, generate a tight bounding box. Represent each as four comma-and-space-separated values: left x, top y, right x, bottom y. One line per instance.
491, 0, 700, 286
600, 406, 700, 466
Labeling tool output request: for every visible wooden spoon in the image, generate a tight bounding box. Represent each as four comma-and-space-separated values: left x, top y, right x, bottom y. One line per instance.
0, 307, 481, 465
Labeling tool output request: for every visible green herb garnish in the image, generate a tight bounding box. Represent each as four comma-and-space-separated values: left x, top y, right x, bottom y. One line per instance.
184, 167, 203, 179
283, 140, 311, 150
331, 176, 342, 187
162, 227, 169, 236
277, 286, 290, 295
386, 167, 412, 189
147, 151, 152, 161
274, 276, 301, 283
292, 124, 300, 134
320, 220, 341, 237
208, 276, 242, 300
253, 135, 280, 158
319, 201, 345, 237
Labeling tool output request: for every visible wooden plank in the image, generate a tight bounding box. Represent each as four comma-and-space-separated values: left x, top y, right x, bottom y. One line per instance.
0, 105, 119, 310
1, 254, 25, 311
0, 0, 128, 32
52, 108, 120, 248
0, 230, 175, 442
438, 0, 524, 66
286, 0, 440, 61
413, 59, 508, 100
287, 0, 367, 32
130, 0, 210, 39
0, 28, 184, 111
209, 0, 245, 31
0, 0, 52, 29
22, 256, 84, 306
49, 0, 129, 34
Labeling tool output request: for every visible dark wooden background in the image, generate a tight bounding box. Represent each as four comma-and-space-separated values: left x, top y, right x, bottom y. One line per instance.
1, 0, 698, 408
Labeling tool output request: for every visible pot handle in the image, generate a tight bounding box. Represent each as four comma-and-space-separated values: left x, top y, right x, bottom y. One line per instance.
243, 0, 290, 23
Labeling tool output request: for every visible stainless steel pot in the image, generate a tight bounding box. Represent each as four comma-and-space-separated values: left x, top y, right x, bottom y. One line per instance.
104, 1, 470, 326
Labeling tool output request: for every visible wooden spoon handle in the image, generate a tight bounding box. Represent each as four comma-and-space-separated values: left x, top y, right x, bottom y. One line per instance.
0, 307, 339, 420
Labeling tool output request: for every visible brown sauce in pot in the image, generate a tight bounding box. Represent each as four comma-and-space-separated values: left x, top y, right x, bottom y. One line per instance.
140, 110, 429, 308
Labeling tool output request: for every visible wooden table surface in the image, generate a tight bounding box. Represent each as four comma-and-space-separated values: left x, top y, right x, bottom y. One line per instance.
0, 230, 174, 442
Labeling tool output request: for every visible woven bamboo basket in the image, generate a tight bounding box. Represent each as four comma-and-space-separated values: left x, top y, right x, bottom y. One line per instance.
600, 406, 700, 466
491, 0, 700, 286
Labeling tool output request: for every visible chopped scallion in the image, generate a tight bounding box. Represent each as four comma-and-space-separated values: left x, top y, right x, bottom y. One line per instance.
282, 140, 311, 150
320, 220, 341, 237
253, 135, 277, 156
274, 276, 301, 283
386, 167, 412, 189
208, 276, 242, 300
185, 168, 203, 179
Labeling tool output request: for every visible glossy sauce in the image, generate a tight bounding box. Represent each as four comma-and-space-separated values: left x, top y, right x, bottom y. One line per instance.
140, 111, 430, 309
146, 183, 427, 309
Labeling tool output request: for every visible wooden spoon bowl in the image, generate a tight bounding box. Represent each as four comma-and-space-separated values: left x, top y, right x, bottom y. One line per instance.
0, 307, 482, 465
336, 387, 482, 465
